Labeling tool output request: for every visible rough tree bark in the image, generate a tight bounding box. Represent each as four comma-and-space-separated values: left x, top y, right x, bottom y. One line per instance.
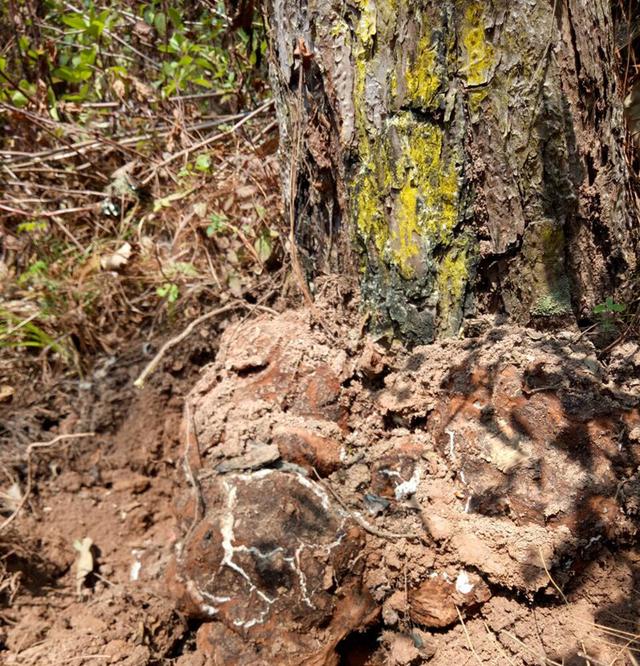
263, 0, 638, 341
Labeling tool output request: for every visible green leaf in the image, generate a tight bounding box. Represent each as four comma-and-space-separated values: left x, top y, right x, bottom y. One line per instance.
16, 221, 47, 234
168, 7, 182, 29
62, 14, 89, 30
157, 282, 179, 303
206, 212, 227, 236
53, 65, 93, 83
62, 83, 91, 102
254, 234, 272, 263
169, 34, 181, 52
191, 77, 213, 88
154, 12, 167, 36
10, 89, 29, 107
194, 153, 211, 171
88, 19, 105, 38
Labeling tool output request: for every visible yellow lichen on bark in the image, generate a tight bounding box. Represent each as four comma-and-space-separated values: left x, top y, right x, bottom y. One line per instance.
405, 34, 441, 110
437, 246, 469, 334
355, 167, 388, 254
354, 113, 461, 279
354, 0, 377, 46
460, 2, 495, 113
393, 182, 421, 276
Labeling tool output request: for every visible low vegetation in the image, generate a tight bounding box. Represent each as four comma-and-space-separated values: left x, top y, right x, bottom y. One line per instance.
0, 0, 283, 383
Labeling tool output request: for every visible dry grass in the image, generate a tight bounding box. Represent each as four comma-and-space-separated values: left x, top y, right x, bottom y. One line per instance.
0, 96, 285, 389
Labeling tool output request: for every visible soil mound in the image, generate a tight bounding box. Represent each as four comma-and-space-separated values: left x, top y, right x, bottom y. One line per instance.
170, 310, 640, 664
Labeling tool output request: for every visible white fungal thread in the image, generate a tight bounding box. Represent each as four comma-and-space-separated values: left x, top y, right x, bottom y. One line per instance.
446, 429, 456, 459
192, 474, 347, 627
394, 466, 421, 500
456, 571, 475, 595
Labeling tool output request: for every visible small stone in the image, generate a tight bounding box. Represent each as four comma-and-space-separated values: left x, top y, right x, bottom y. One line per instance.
387, 632, 420, 665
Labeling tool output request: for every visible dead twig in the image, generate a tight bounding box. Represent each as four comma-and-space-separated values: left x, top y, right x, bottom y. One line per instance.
141, 99, 274, 185
538, 545, 569, 605
0, 203, 98, 219
133, 301, 277, 388
182, 400, 205, 545
456, 606, 484, 666
0, 432, 94, 534
286, 42, 336, 340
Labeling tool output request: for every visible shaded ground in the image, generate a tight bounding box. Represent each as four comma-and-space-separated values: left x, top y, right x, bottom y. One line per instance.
2, 297, 640, 665
0, 325, 225, 665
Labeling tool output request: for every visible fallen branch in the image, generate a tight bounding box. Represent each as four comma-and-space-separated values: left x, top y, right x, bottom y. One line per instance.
0, 432, 94, 534
0, 203, 98, 218
3, 114, 248, 169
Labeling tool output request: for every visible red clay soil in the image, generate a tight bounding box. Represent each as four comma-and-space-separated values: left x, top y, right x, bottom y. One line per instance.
2, 302, 640, 665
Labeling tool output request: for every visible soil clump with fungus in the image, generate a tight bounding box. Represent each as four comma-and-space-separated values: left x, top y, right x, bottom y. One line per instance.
3, 302, 640, 665
170, 306, 640, 665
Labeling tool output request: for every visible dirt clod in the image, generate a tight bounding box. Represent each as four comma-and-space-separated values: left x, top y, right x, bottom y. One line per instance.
170, 308, 640, 664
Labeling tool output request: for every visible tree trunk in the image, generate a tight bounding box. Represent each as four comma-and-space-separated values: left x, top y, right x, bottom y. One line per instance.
264, 0, 638, 341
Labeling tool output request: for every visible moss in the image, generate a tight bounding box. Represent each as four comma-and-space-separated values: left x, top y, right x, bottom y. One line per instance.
405, 34, 441, 110
523, 221, 572, 317
531, 291, 571, 316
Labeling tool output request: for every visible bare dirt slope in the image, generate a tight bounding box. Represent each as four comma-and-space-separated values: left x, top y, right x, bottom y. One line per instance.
0, 330, 224, 665
2, 299, 640, 665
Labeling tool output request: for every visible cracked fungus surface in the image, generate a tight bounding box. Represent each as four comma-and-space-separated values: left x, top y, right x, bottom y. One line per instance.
176, 469, 361, 629
170, 309, 640, 664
